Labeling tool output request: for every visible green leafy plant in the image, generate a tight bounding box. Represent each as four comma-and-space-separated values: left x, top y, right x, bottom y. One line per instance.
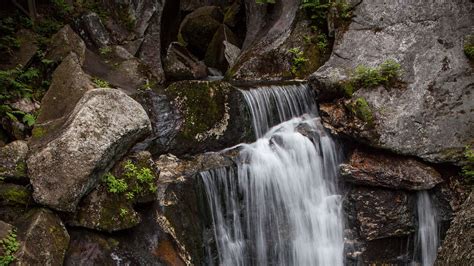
464, 35, 474, 60
347, 59, 402, 92
301, 0, 330, 26
103, 172, 128, 194
119, 208, 129, 218
0, 17, 20, 55
288, 48, 308, 75
0, 229, 20, 265
462, 146, 474, 184
316, 33, 328, 50
123, 160, 157, 194
93, 78, 110, 88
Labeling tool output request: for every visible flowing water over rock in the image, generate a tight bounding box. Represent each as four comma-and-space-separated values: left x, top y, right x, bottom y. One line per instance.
240, 84, 317, 138
200, 84, 344, 265
416, 191, 439, 266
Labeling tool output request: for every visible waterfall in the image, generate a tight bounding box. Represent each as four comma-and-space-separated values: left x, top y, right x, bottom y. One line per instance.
240, 84, 317, 138
416, 191, 439, 266
201, 84, 344, 265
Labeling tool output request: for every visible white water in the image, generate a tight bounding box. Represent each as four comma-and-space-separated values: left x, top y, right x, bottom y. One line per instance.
416, 191, 439, 266
240, 84, 317, 138
201, 84, 344, 265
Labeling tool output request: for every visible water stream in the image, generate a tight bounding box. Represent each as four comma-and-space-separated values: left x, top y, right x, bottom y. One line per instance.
201, 84, 344, 265
416, 191, 439, 266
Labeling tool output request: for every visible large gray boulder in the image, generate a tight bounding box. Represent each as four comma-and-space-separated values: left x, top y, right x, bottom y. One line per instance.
46, 25, 86, 64
309, 0, 474, 164
28, 89, 151, 212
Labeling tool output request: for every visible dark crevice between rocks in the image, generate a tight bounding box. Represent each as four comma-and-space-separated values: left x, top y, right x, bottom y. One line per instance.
160, 0, 182, 58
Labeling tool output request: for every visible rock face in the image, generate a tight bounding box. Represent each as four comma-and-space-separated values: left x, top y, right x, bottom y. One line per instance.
178, 6, 224, 58
75, 12, 111, 48
139, 81, 252, 156
309, 0, 474, 164
340, 149, 443, 190
28, 89, 151, 212
46, 25, 86, 64
15, 208, 70, 265
33, 53, 94, 137
0, 140, 28, 182
230, 0, 325, 80
163, 42, 208, 81
436, 191, 474, 265
156, 152, 235, 265
347, 187, 415, 241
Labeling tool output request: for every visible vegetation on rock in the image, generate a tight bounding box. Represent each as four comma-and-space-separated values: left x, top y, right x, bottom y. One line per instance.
462, 146, 474, 184
464, 35, 474, 60
342, 59, 402, 96
288, 48, 308, 75
0, 229, 20, 266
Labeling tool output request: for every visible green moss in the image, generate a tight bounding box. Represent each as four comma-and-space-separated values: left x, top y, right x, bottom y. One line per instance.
0, 184, 31, 205
350, 97, 374, 125
32, 126, 47, 139
166, 81, 230, 140
15, 162, 27, 177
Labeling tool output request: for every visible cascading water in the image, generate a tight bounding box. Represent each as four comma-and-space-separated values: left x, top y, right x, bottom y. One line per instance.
416, 191, 439, 266
201, 84, 344, 265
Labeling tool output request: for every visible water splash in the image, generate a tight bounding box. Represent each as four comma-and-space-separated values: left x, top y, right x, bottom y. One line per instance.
416, 191, 439, 266
201, 84, 344, 265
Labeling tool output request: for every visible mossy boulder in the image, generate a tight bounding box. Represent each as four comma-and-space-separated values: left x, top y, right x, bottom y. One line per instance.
14, 208, 70, 265
69, 151, 158, 232
153, 80, 252, 155
69, 186, 141, 233
0, 140, 28, 182
0, 183, 32, 206
178, 6, 224, 58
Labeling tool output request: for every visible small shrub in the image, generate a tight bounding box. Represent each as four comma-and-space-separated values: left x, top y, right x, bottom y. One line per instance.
349, 59, 402, 91
0, 229, 20, 265
288, 48, 308, 75
464, 35, 474, 60
349, 97, 374, 125
103, 172, 128, 194
123, 160, 158, 194
462, 146, 474, 184
316, 33, 328, 50
93, 78, 110, 88
119, 208, 129, 218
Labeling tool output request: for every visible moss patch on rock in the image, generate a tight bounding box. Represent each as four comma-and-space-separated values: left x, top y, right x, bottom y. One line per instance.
0, 183, 31, 206
165, 81, 231, 142
348, 97, 374, 126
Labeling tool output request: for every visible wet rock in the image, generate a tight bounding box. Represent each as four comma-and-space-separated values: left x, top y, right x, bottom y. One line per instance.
156, 152, 234, 265
152, 80, 252, 155
0, 140, 28, 182
15, 208, 70, 265
0, 183, 31, 206
309, 0, 474, 164
75, 12, 111, 48
28, 89, 151, 212
204, 24, 239, 72
46, 25, 86, 64
178, 6, 224, 58
65, 203, 187, 265
340, 149, 443, 190
138, 5, 166, 82
436, 191, 474, 265
163, 42, 208, 81
346, 187, 415, 241
223, 41, 241, 69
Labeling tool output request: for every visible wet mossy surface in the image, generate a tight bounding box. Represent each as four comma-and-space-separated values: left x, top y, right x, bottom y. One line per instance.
0, 183, 31, 206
